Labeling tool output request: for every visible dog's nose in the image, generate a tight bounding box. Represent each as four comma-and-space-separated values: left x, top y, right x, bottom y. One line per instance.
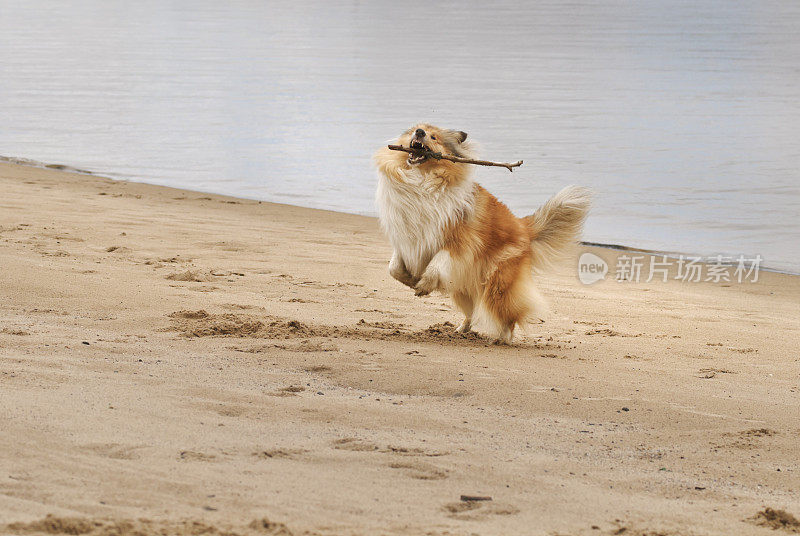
414, 128, 425, 138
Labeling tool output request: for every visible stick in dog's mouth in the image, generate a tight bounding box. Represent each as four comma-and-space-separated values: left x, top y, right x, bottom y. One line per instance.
387, 144, 524, 172
407, 139, 429, 165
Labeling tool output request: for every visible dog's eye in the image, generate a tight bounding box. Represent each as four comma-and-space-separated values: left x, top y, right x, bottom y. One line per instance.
431, 136, 436, 140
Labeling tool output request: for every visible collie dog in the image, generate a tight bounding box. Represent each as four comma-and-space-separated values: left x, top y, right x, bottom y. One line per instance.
374, 124, 590, 343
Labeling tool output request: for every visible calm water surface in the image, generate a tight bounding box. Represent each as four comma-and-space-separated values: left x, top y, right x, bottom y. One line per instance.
2, 1, 799, 271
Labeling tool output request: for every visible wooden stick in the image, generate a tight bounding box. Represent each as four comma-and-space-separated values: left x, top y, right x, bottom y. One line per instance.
388, 144, 523, 172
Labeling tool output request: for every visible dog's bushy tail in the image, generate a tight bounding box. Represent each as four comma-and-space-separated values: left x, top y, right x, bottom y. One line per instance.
523, 185, 591, 271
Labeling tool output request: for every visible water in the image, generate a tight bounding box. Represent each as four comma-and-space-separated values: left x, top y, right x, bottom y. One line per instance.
2, 1, 799, 272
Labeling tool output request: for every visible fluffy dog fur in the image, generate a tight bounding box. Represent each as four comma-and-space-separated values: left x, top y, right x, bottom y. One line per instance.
374, 123, 590, 343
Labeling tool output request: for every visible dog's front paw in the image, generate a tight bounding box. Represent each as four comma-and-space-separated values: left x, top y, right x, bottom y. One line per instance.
414, 276, 436, 297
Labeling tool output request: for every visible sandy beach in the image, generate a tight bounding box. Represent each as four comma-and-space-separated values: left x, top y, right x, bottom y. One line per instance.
1, 161, 798, 535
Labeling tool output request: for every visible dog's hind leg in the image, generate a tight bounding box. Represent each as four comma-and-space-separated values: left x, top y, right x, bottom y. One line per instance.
495, 324, 515, 345
482, 252, 533, 344
452, 291, 474, 333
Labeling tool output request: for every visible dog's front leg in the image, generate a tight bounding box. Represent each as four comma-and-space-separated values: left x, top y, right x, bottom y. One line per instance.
415, 250, 452, 297
389, 251, 418, 289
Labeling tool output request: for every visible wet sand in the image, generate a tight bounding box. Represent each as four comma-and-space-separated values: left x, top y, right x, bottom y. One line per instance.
1, 162, 798, 535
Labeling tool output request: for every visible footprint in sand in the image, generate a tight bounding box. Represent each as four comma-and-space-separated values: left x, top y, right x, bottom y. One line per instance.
385, 445, 448, 457
165, 270, 217, 282
283, 297, 318, 303
235, 340, 338, 353
210, 403, 252, 417
697, 367, 735, 378
304, 365, 333, 373
5, 516, 293, 536
178, 450, 218, 462
84, 442, 145, 460
442, 500, 520, 520
388, 460, 448, 480
252, 448, 308, 460
275, 340, 339, 353
332, 438, 380, 452
268, 385, 306, 397
143, 256, 189, 265
222, 303, 259, 310
201, 240, 251, 252
332, 439, 447, 457
584, 328, 641, 337
38, 249, 70, 257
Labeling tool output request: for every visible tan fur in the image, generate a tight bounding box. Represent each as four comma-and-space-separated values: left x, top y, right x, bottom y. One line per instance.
375, 123, 590, 343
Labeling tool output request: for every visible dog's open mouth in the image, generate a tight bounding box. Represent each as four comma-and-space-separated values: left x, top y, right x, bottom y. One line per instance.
407, 139, 429, 165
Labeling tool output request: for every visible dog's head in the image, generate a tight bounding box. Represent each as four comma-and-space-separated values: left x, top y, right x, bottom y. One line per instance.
398, 123, 472, 167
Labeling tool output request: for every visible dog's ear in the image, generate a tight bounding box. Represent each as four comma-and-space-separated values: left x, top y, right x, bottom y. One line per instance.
450, 130, 468, 143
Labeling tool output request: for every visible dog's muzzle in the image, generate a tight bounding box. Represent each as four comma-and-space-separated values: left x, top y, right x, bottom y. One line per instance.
408, 137, 429, 165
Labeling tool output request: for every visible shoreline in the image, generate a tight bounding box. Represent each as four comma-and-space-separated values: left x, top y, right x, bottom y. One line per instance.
3, 154, 795, 277
1, 160, 799, 535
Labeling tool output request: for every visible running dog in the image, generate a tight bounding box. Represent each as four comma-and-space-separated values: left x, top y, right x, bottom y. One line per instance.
374, 124, 590, 343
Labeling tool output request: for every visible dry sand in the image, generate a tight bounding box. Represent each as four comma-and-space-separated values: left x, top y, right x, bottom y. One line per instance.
0, 161, 798, 536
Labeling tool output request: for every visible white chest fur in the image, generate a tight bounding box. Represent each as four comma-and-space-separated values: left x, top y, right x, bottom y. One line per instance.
376, 169, 475, 278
